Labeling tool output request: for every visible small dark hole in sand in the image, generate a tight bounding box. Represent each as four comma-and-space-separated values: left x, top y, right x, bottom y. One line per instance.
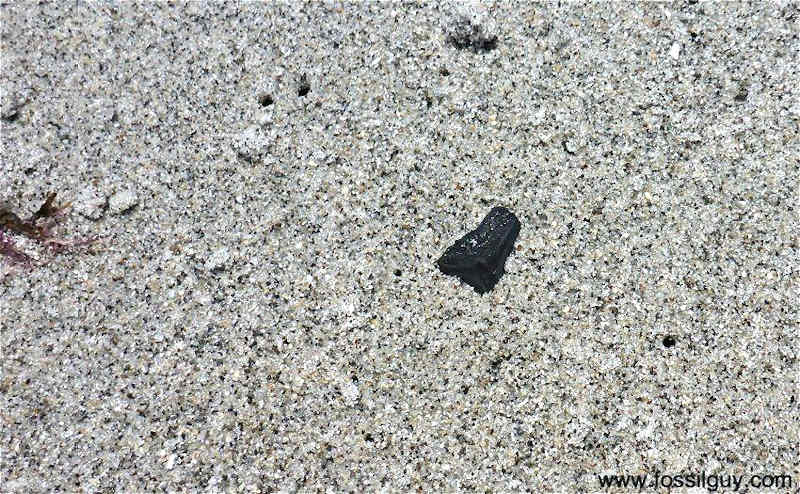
24, 167, 35, 176
394, 269, 402, 276
259, 94, 274, 107
662, 335, 676, 347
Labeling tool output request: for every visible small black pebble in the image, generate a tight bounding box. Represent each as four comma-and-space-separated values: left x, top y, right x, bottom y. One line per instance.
1, 111, 19, 123
298, 74, 310, 97
259, 93, 274, 107
437, 206, 521, 294
663, 335, 676, 347
394, 269, 402, 276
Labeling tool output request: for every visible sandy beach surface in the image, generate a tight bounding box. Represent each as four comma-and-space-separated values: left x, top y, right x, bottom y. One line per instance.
2, 2, 798, 492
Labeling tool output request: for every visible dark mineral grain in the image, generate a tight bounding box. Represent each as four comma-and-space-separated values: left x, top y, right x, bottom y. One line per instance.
437, 206, 521, 294
446, 16, 498, 53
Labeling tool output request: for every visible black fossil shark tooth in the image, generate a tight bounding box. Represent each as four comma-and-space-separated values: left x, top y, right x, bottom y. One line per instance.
437, 206, 521, 294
